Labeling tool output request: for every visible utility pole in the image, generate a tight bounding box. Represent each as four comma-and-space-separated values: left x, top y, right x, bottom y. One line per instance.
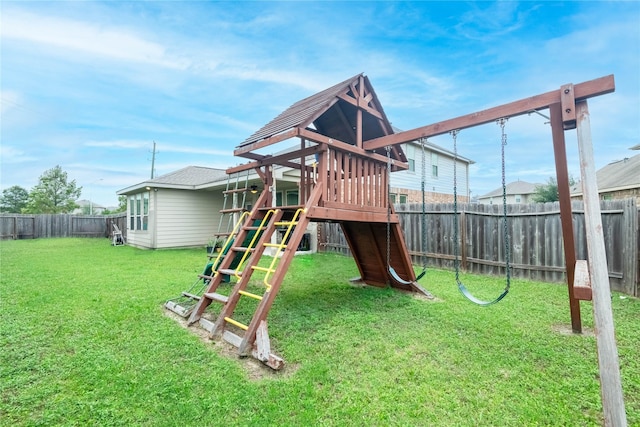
150, 141, 157, 179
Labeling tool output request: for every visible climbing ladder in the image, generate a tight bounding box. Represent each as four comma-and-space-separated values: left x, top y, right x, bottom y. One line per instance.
165, 171, 253, 318
186, 187, 317, 369
215, 170, 251, 243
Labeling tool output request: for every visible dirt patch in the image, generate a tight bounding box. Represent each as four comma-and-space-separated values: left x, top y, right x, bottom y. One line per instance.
348, 278, 440, 302
552, 323, 595, 337
163, 309, 298, 380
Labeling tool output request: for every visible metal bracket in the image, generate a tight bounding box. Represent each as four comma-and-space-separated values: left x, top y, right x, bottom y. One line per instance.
560, 83, 577, 130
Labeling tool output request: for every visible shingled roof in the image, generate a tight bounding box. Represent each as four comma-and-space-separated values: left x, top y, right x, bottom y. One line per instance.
592, 154, 640, 191
117, 166, 228, 195
480, 180, 539, 198
238, 73, 394, 149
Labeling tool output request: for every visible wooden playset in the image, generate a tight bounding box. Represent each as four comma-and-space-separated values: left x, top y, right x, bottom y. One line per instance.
164, 73, 624, 424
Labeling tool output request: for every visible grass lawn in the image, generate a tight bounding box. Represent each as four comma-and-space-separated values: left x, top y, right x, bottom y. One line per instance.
1, 238, 638, 426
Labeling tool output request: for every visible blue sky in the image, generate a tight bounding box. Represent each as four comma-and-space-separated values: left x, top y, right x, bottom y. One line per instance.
1, 1, 639, 207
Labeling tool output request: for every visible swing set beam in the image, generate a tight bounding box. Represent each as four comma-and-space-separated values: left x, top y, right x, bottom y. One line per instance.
364, 74, 614, 149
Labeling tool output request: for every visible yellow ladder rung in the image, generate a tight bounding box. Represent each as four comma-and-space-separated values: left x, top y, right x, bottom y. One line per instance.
264, 242, 287, 249
252, 266, 275, 273
238, 290, 263, 300
224, 317, 248, 331
274, 221, 298, 226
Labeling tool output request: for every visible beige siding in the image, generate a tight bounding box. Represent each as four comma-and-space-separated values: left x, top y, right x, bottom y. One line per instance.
155, 189, 223, 249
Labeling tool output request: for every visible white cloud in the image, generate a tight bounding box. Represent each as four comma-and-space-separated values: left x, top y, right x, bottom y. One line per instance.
0, 90, 23, 114
0, 145, 38, 163
85, 140, 150, 150
1, 9, 190, 70
84, 139, 232, 156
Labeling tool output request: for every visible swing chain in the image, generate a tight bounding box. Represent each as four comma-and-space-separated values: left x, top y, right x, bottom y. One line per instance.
420, 138, 427, 270
498, 118, 512, 286
450, 130, 461, 282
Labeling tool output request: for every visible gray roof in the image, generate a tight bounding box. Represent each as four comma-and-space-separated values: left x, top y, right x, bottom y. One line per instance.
480, 180, 539, 198
147, 166, 227, 187
591, 154, 640, 192
117, 166, 228, 195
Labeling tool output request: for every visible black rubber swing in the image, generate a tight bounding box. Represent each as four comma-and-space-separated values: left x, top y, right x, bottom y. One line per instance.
451, 122, 511, 306
385, 142, 428, 285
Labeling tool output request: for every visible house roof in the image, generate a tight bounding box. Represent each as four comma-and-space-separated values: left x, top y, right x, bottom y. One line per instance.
479, 180, 539, 198
117, 166, 228, 195
75, 199, 105, 209
239, 73, 393, 149
572, 154, 640, 194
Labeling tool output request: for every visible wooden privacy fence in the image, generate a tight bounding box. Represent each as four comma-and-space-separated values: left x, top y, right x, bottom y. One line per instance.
0, 214, 127, 241
319, 199, 639, 297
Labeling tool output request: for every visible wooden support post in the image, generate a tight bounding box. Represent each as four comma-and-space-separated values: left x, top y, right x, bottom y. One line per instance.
576, 100, 627, 427
550, 102, 582, 333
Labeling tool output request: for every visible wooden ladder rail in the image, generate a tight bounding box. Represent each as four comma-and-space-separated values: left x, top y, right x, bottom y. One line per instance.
188, 190, 272, 326
208, 208, 287, 344
234, 184, 323, 356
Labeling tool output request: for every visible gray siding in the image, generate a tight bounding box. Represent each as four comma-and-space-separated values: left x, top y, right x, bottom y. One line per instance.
392, 149, 469, 196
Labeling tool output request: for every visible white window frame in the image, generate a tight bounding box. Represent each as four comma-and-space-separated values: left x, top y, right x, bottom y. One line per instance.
431, 153, 439, 178
129, 191, 149, 231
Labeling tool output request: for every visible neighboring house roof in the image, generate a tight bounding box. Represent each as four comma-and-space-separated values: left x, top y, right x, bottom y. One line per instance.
75, 199, 105, 209
571, 154, 640, 195
117, 166, 228, 195
479, 180, 539, 198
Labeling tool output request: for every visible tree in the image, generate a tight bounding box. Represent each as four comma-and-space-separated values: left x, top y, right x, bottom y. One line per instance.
0, 185, 29, 213
24, 166, 82, 213
532, 175, 577, 203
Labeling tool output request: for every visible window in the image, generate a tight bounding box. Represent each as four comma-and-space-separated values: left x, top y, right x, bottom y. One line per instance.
275, 190, 299, 206
286, 190, 299, 206
399, 194, 408, 203
129, 191, 149, 231
515, 195, 522, 203
405, 144, 415, 172
389, 193, 397, 203
431, 153, 439, 178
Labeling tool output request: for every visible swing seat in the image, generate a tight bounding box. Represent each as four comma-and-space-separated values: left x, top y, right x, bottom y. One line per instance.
457, 280, 509, 307
388, 266, 425, 286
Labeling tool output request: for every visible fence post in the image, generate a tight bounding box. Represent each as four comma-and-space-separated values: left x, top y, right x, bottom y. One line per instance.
621, 198, 638, 297
460, 209, 467, 271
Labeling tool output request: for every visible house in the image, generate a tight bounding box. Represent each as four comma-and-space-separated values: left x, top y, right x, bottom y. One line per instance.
117, 166, 227, 249
571, 153, 640, 203
117, 74, 474, 250
391, 133, 474, 203
74, 199, 106, 215
116, 165, 322, 250
478, 180, 539, 204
